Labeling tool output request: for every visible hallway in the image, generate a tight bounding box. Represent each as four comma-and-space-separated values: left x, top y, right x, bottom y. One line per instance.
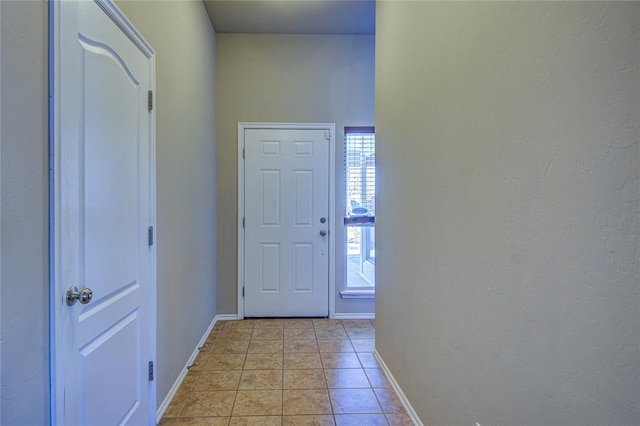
159, 319, 412, 425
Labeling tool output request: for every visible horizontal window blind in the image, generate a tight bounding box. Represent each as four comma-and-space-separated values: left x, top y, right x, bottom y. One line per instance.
344, 127, 375, 218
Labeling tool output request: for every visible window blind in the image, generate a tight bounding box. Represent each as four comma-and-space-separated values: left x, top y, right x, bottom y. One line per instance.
344, 127, 375, 218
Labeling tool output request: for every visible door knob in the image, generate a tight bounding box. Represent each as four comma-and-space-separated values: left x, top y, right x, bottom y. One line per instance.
319, 229, 327, 236
66, 286, 93, 306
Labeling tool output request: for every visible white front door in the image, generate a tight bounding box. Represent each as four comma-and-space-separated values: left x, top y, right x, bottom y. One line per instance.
52, 1, 156, 424
242, 126, 332, 317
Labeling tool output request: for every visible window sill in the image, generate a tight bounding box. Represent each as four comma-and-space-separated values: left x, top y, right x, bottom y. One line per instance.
340, 289, 375, 299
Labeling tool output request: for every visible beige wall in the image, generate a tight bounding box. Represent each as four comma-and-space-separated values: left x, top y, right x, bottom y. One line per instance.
1, 1, 50, 424
376, 1, 639, 424
216, 34, 375, 315
116, 0, 218, 406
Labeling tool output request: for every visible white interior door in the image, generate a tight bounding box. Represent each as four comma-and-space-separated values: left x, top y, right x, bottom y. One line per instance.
52, 1, 155, 424
243, 126, 331, 317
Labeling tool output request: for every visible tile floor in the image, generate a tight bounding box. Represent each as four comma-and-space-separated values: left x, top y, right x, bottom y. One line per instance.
159, 319, 413, 425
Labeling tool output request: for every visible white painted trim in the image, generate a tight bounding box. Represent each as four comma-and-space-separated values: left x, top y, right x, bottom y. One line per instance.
373, 350, 423, 426
237, 123, 336, 319
237, 124, 245, 319
93, 0, 153, 58
50, 2, 67, 414
327, 123, 336, 319
340, 289, 375, 299
215, 314, 239, 322
48, 3, 59, 422
49, 1, 156, 423
333, 313, 375, 320
146, 49, 158, 426
155, 315, 230, 423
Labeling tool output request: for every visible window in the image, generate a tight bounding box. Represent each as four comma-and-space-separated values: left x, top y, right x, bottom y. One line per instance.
343, 127, 375, 297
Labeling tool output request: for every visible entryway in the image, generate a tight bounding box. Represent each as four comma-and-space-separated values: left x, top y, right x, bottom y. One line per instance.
238, 123, 336, 318
155, 318, 414, 425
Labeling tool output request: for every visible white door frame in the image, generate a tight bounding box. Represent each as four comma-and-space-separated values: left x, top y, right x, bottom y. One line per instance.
237, 123, 336, 319
49, 0, 157, 423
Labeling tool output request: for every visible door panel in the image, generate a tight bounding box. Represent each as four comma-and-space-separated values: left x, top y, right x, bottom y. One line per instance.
293, 244, 313, 292
53, 1, 155, 424
80, 311, 140, 425
260, 244, 281, 292
244, 128, 329, 317
261, 171, 280, 226
294, 171, 313, 225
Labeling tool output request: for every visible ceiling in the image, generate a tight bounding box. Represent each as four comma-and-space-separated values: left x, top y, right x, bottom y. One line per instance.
203, 0, 375, 35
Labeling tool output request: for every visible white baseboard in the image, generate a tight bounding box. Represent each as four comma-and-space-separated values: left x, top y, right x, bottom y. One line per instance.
333, 313, 375, 320
155, 314, 235, 423
374, 350, 423, 426
215, 314, 239, 321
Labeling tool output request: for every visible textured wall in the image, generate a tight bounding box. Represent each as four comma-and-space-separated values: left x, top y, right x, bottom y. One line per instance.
116, 0, 218, 407
0, 1, 50, 424
375, 1, 639, 424
216, 34, 375, 315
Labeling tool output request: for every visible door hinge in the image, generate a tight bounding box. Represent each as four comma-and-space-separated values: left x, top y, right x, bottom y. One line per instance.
242, 286, 245, 297
148, 226, 154, 246
148, 90, 153, 111
242, 217, 245, 228
242, 148, 245, 159
148, 361, 154, 381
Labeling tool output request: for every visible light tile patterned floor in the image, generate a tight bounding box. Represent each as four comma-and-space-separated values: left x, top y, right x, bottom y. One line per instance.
159, 319, 413, 425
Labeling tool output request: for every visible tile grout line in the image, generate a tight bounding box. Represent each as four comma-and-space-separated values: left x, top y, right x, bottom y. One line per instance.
227, 320, 244, 423
321, 323, 339, 425
313, 321, 332, 423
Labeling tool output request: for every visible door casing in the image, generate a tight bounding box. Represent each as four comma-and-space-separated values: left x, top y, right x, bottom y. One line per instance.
49, 0, 157, 423
237, 123, 336, 319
